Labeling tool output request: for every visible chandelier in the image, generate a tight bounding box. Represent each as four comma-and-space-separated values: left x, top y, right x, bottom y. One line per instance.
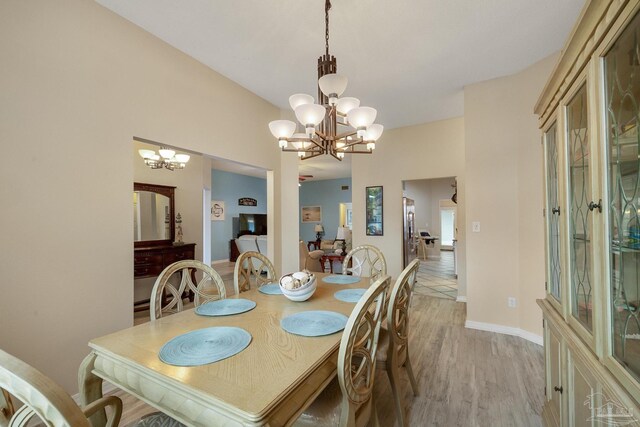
138, 148, 190, 171
268, 0, 383, 161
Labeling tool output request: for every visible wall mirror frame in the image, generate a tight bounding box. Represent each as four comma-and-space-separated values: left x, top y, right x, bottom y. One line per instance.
134, 182, 175, 247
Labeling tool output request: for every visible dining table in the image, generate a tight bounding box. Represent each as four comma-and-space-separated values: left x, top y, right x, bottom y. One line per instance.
79, 272, 370, 427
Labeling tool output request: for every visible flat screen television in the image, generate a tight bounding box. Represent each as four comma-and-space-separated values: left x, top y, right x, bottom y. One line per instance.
238, 213, 267, 236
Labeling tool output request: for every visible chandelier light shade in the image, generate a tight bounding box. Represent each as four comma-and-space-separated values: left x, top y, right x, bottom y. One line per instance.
336, 97, 360, 115
269, 120, 297, 148
318, 73, 348, 105
267, 0, 383, 161
289, 94, 315, 111
347, 106, 377, 136
138, 147, 190, 171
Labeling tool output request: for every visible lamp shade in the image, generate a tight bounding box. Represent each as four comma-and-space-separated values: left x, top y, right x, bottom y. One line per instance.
336, 97, 360, 115
289, 93, 314, 111
347, 107, 377, 129
174, 154, 190, 163
158, 148, 176, 159
314, 224, 324, 233
295, 103, 326, 126
268, 120, 296, 139
336, 226, 351, 240
138, 149, 155, 159
318, 73, 348, 97
364, 124, 384, 141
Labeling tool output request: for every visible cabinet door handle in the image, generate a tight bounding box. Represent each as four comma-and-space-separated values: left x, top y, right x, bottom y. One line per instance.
553, 385, 563, 394
551, 207, 560, 215
588, 199, 602, 213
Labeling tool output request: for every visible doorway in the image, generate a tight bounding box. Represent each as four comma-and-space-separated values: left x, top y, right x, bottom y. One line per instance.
439, 202, 456, 250
403, 176, 458, 300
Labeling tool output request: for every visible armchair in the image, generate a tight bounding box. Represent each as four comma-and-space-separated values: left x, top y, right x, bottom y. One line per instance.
299, 241, 324, 272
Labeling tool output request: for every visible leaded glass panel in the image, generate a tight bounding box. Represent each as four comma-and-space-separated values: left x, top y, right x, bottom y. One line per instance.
546, 123, 562, 302
605, 11, 640, 381
567, 84, 593, 332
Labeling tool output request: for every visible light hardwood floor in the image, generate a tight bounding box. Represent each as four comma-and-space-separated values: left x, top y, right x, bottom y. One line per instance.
121, 280, 543, 426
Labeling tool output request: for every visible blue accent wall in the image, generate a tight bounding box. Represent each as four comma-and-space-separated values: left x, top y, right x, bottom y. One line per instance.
211, 169, 266, 261
299, 178, 352, 242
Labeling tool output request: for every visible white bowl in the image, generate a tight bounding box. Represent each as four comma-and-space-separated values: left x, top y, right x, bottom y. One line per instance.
279, 273, 317, 302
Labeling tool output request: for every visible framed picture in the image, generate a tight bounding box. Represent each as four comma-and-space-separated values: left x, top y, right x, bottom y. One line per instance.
211, 201, 225, 221
366, 186, 383, 236
301, 206, 322, 223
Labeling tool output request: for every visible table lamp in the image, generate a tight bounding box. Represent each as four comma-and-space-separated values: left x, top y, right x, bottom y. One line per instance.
336, 227, 352, 255
314, 224, 324, 241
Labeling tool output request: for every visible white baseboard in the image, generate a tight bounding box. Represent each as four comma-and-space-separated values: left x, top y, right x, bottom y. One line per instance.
465, 320, 543, 346
456, 295, 467, 302
212, 259, 230, 265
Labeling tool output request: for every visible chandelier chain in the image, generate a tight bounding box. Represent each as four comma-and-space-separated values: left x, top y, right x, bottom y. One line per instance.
325, 0, 331, 56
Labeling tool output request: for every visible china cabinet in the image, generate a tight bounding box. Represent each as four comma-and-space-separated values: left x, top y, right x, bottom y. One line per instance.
537, 1, 640, 425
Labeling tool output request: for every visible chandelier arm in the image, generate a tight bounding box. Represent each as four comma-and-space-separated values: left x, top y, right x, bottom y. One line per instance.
334, 130, 359, 140
343, 139, 368, 149
327, 150, 343, 161
301, 151, 326, 161
341, 149, 373, 154
281, 148, 320, 153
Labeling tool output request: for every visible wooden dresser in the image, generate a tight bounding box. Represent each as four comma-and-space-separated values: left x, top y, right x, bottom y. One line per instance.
134, 243, 196, 278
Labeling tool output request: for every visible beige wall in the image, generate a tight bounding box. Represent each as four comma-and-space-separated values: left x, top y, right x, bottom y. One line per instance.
0, 0, 299, 393
464, 53, 559, 337
352, 118, 467, 295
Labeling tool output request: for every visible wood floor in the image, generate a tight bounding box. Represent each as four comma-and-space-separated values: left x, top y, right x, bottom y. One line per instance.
374, 296, 544, 426
121, 277, 544, 427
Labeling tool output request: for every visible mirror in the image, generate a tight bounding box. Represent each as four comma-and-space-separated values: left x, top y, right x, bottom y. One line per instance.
133, 182, 175, 247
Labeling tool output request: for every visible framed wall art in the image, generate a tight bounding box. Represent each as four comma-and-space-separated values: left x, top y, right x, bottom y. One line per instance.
365, 186, 383, 236
301, 206, 322, 223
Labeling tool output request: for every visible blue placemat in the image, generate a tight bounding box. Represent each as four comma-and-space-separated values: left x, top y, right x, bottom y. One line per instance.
322, 275, 361, 285
280, 310, 348, 337
159, 326, 251, 366
258, 283, 283, 295
334, 288, 367, 303
195, 298, 256, 316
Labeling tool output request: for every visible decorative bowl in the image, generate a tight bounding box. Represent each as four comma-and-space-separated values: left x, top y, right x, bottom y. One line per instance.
279, 271, 317, 302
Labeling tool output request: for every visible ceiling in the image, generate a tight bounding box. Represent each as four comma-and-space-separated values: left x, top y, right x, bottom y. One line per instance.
100, 0, 585, 181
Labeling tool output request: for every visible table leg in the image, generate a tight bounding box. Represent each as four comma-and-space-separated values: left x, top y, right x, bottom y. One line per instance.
78, 352, 106, 427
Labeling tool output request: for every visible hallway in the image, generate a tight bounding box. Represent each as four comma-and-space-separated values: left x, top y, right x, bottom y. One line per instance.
413, 250, 458, 300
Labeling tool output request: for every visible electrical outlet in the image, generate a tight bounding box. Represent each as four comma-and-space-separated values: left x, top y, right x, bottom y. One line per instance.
472, 221, 481, 232
508, 297, 517, 308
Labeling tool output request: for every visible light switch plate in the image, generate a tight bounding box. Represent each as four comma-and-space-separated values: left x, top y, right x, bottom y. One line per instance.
472, 221, 481, 232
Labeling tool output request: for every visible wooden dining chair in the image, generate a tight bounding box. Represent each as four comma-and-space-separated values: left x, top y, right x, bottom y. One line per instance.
150, 260, 226, 320
376, 258, 421, 427
342, 245, 387, 280
233, 251, 277, 294
0, 348, 122, 427
294, 275, 391, 427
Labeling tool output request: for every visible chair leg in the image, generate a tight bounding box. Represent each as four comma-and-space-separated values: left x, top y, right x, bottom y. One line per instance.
370, 401, 381, 427
404, 354, 420, 397
387, 364, 405, 427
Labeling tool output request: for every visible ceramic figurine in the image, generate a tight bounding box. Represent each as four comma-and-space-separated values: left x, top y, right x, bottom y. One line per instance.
174, 213, 184, 246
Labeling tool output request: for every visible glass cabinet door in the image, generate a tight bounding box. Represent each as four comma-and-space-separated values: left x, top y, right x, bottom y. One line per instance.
545, 123, 562, 302
604, 11, 640, 381
567, 84, 594, 333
